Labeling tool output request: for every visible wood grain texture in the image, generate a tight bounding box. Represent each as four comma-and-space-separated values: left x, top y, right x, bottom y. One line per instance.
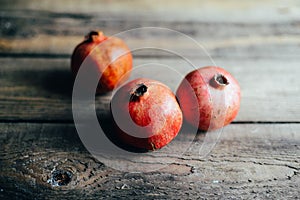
0, 0, 299, 199
0, 57, 299, 122
1, 9, 300, 58
1, 33, 300, 59
1, 0, 300, 23
0, 123, 299, 199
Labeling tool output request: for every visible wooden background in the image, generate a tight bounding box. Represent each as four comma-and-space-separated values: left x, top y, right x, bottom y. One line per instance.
0, 0, 299, 199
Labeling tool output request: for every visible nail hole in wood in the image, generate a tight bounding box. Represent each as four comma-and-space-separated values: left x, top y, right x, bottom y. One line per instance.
48, 170, 72, 186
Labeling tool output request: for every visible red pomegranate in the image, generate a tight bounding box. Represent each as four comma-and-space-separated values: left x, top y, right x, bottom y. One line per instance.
176, 66, 240, 131
71, 31, 132, 94
110, 78, 183, 151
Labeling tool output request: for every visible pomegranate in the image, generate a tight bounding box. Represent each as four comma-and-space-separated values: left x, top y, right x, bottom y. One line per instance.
110, 78, 183, 151
176, 66, 240, 131
71, 31, 132, 94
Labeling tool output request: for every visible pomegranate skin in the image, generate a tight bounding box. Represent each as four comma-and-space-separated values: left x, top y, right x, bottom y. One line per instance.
71, 31, 132, 94
176, 66, 240, 131
110, 78, 183, 151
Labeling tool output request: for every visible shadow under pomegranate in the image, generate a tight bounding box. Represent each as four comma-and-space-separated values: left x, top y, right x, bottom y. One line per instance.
98, 113, 149, 153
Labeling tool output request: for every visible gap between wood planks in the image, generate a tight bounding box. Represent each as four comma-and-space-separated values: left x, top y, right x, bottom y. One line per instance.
0, 119, 300, 124
1, 52, 300, 60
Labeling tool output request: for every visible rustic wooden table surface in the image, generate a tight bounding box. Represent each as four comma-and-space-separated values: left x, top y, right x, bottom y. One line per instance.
0, 0, 300, 199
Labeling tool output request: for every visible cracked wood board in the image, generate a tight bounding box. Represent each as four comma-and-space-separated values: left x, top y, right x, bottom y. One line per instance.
0, 123, 299, 199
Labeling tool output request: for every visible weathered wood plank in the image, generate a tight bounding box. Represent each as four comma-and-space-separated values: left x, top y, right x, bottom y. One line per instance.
0, 57, 299, 122
1, 0, 300, 23
1, 9, 300, 58
1, 9, 300, 39
0, 123, 299, 199
1, 34, 300, 59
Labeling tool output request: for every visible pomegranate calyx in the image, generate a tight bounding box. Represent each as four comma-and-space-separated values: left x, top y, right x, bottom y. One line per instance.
86, 31, 106, 43
210, 74, 229, 89
130, 84, 148, 102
